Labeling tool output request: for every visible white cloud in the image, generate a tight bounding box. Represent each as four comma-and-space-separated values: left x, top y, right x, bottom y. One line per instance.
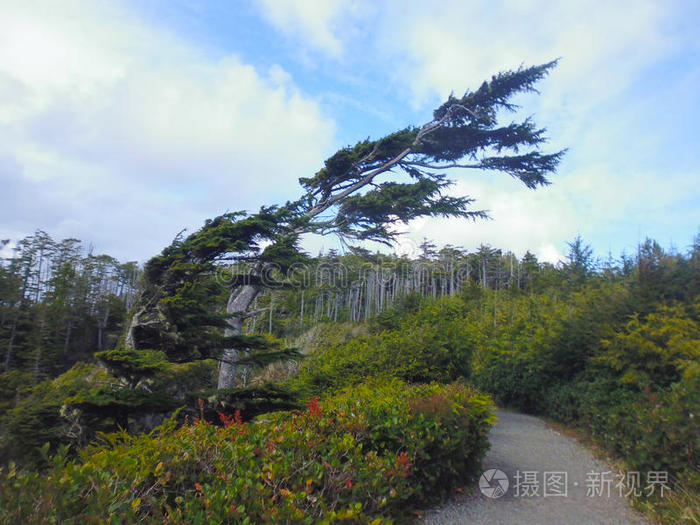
256, 0, 354, 58
377, 0, 672, 108
0, 0, 335, 261
391, 174, 572, 263
392, 160, 700, 264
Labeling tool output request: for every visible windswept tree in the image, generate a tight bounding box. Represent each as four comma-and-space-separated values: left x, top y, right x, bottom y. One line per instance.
125, 60, 565, 390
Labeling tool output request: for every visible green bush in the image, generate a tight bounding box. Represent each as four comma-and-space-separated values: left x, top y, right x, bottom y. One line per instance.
470, 292, 699, 522
0, 359, 218, 468
295, 296, 475, 395
0, 369, 33, 418
471, 344, 547, 412
578, 305, 700, 480
0, 380, 495, 524
0, 363, 115, 468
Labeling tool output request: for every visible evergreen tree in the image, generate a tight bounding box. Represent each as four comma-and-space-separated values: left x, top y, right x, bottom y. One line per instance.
125, 61, 565, 390
562, 234, 595, 287
0, 232, 137, 378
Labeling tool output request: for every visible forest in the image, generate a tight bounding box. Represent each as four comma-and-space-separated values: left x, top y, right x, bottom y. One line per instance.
0, 232, 138, 411
0, 62, 698, 523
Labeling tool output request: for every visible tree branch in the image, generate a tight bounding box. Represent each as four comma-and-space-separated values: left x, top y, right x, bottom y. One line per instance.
401, 160, 483, 170
294, 147, 414, 234
230, 307, 270, 320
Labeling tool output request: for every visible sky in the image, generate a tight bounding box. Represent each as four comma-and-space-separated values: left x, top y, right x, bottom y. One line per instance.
1, 0, 699, 264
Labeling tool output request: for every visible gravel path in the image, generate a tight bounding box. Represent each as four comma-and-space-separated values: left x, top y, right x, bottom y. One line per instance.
420, 410, 652, 525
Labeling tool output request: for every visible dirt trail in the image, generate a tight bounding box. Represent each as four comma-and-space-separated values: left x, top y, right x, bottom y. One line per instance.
420, 410, 652, 525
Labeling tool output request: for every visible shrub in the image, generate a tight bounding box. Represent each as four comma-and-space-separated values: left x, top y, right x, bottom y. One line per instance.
0, 359, 219, 468
463, 290, 699, 522
0, 363, 115, 468
0, 380, 495, 524
295, 296, 475, 395
0, 370, 34, 419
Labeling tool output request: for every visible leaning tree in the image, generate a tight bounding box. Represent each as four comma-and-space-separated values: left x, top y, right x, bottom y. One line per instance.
125, 60, 565, 391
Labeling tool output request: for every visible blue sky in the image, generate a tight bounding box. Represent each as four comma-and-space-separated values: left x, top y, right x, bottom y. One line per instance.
1, 0, 698, 264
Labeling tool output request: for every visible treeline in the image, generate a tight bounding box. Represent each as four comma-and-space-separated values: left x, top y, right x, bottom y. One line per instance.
247, 235, 700, 340
0, 231, 139, 384
247, 242, 548, 337
2, 230, 696, 383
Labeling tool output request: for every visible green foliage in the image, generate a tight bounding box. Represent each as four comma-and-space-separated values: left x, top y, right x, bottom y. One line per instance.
3, 220, 699, 523
286, 245, 698, 522
299, 62, 562, 244
196, 383, 303, 422
593, 304, 700, 389
561, 234, 596, 286
128, 61, 563, 378
465, 285, 699, 522
220, 334, 304, 368
295, 296, 475, 395
0, 231, 137, 381
535, 283, 631, 383
0, 380, 494, 524
370, 291, 424, 332
337, 178, 486, 243
0, 370, 33, 418
134, 207, 306, 362
94, 348, 169, 387
0, 363, 115, 467
564, 306, 700, 488
149, 359, 218, 394
67, 387, 182, 430
0, 358, 219, 467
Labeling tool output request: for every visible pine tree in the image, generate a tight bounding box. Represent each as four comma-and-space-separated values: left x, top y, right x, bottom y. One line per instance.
562, 234, 595, 286
125, 61, 565, 390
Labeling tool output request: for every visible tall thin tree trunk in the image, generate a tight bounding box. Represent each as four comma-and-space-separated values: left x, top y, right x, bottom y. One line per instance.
217, 285, 260, 389
97, 305, 109, 352
269, 293, 274, 333
379, 272, 386, 311
509, 254, 514, 289
35, 250, 43, 303
251, 297, 258, 333
299, 290, 304, 332
493, 287, 498, 328
63, 322, 72, 357
4, 316, 18, 371
34, 314, 46, 383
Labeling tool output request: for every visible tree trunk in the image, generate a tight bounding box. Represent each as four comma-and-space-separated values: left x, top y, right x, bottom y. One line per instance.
217, 285, 260, 389
97, 305, 109, 352
63, 321, 72, 357
33, 314, 47, 383
249, 297, 258, 334
4, 316, 18, 371
299, 290, 304, 331
510, 255, 514, 289
124, 308, 140, 349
